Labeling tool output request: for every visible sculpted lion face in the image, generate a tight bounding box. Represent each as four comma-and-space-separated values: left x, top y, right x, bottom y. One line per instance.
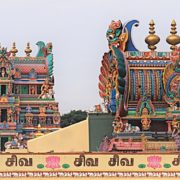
106, 20, 128, 52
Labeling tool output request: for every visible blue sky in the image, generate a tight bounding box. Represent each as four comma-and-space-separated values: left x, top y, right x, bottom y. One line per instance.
0, 0, 179, 114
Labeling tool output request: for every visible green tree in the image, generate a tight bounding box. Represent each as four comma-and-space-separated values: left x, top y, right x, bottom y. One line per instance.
60, 110, 87, 128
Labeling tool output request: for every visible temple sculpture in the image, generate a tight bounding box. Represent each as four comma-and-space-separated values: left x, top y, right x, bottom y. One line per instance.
98, 19, 180, 152
0, 42, 60, 151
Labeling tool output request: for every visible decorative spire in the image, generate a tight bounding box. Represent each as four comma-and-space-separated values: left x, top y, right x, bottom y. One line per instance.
11, 42, 18, 56
145, 20, 160, 51
166, 20, 180, 51
24, 42, 32, 56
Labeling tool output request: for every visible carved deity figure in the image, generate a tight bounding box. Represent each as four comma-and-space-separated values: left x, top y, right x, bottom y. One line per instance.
0, 67, 8, 77
38, 79, 51, 99
25, 113, 33, 125
112, 117, 124, 133
26, 105, 32, 113
172, 115, 179, 136
30, 86, 36, 94
141, 108, 151, 130
14, 69, 21, 79
53, 113, 60, 125
47, 87, 54, 99
15, 86, 20, 94
124, 123, 140, 132
39, 106, 46, 114
7, 108, 14, 122
7, 83, 12, 95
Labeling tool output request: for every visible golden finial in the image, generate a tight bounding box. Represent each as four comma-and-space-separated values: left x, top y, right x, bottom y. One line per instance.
34, 123, 44, 137
11, 42, 18, 56
37, 123, 41, 130
166, 20, 180, 51
24, 42, 32, 56
145, 20, 160, 51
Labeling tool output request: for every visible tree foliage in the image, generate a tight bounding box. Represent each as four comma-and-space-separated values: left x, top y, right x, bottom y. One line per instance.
60, 110, 87, 128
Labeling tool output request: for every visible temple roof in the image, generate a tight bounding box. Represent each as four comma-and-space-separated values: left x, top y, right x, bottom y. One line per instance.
0, 41, 54, 77
14, 64, 48, 74
9, 57, 46, 61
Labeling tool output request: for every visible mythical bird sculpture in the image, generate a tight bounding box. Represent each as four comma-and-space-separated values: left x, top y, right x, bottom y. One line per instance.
36, 41, 54, 77
106, 20, 139, 52
99, 20, 139, 118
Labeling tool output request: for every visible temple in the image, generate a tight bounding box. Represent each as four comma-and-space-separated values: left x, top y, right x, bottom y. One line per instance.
0, 42, 61, 151
98, 19, 180, 152
0, 20, 179, 178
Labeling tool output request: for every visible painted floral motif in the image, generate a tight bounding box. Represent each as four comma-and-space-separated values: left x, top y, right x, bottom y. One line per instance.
45, 156, 60, 169
147, 156, 162, 169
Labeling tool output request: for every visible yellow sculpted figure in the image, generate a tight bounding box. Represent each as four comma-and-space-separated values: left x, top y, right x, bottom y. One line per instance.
38, 79, 51, 99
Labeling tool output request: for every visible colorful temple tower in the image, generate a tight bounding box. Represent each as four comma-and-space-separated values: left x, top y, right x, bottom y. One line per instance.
0, 42, 60, 151
98, 20, 180, 152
